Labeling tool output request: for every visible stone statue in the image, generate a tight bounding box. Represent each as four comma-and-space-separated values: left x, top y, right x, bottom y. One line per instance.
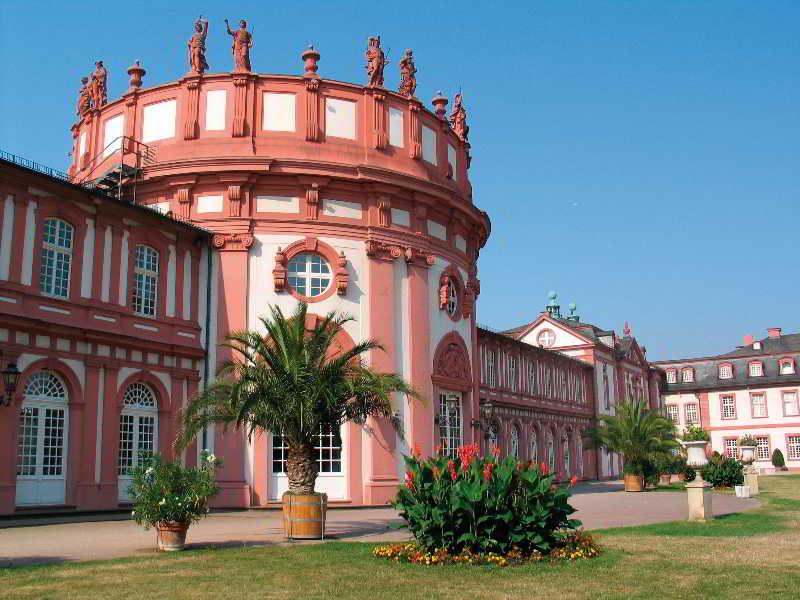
398, 48, 416, 97
76, 77, 91, 116
188, 16, 209, 74
225, 18, 252, 72
90, 61, 108, 109
365, 36, 386, 87
449, 93, 469, 142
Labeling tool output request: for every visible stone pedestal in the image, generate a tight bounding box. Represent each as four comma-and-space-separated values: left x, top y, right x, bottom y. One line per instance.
744, 466, 759, 495
686, 480, 713, 521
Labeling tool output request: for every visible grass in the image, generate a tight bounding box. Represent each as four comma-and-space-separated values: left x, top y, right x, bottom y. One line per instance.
2, 475, 800, 599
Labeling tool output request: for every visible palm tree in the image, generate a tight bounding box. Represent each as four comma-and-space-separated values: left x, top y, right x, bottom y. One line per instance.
583, 397, 678, 477
178, 302, 418, 495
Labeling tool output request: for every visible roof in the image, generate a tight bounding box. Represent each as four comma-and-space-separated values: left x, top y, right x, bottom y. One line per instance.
477, 326, 593, 371
0, 150, 212, 238
719, 333, 800, 359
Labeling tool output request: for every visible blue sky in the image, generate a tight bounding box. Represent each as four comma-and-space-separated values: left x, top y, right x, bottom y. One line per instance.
1, 1, 798, 359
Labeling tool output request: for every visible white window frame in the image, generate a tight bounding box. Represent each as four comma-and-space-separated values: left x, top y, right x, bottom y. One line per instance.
510, 425, 520, 459
666, 369, 677, 384
684, 403, 699, 425
39, 218, 74, 299
487, 351, 496, 387
782, 391, 799, 417
721, 395, 736, 420
666, 404, 679, 424
438, 391, 463, 457
287, 252, 332, 298
718, 364, 733, 379
751, 393, 767, 418
723, 438, 739, 459
755, 436, 770, 461
749, 362, 764, 377
529, 430, 538, 462
445, 278, 458, 318
271, 427, 343, 474
681, 368, 694, 383
787, 435, 800, 461
537, 329, 556, 348
779, 360, 795, 375
508, 356, 517, 392
117, 383, 158, 477
133, 245, 159, 317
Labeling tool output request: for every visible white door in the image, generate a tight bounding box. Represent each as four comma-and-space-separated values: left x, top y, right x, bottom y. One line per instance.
117, 383, 159, 503
16, 372, 69, 507
270, 426, 346, 500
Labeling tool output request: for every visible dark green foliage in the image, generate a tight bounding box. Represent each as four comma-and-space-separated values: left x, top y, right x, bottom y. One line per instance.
393, 446, 580, 556
683, 465, 697, 482
681, 425, 710, 442
772, 449, 786, 468
700, 454, 744, 488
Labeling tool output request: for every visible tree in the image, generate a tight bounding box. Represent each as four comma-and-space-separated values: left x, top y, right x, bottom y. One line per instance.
583, 398, 679, 474
178, 302, 418, 495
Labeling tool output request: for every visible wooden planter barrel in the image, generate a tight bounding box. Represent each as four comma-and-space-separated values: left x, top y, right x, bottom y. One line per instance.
623, 473, 644, 492
282, 492, 327, 540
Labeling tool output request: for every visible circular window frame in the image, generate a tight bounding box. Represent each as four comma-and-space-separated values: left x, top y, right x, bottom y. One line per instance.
278, 238, 343, 303
537, 328, 556, 348
439, 265, 465, 323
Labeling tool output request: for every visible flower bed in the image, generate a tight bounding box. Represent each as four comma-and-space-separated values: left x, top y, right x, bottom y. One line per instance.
373, 531, 600, 567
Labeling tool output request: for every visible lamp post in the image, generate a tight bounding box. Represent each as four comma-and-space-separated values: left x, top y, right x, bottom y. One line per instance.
1, 361, 21, 407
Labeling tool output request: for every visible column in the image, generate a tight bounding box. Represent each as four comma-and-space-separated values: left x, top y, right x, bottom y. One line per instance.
407, 256, 433, 455
75, 361, 103, 508
98, 366, 120, 506
0, 352, 20, 514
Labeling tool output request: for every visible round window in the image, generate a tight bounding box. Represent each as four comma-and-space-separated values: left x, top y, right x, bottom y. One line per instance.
446, 278, 458, 318
287, 253, 332, 297
537, 329, 556, 348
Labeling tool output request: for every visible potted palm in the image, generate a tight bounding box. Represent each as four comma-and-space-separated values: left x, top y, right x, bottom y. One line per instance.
178, 302, 417, 539
129, 452, 220, 551
738, 434, 758, 464
583, 398, 678, 492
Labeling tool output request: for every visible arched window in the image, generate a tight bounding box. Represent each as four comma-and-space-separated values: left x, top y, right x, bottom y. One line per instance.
39, 218, 74, 299
118, 383, 158, 480
681, 368, 694, 383
16, 371, 69, 506
718, 363, 733, 380
529, 429, 538, 463
779, 359, 795, 375
486, 421, 499, 451
563, 436, 572, 477
576, 435, 584, 476
510, 425, 520, 459
133, 245, 159, 317
748, 361, 764, 377
665, 369, 677, 384
287, 252, 332, 297
546, 430, 555, 473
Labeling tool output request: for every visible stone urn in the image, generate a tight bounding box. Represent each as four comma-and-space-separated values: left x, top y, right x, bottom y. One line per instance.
739, 446, 756, 464
683, 440, 709, 470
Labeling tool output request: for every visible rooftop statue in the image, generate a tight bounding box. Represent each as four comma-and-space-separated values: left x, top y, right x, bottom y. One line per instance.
76, 77, 91, 116
365, 36, 386, 88
225, 18, 252, 72
188, 16, 210, 75
90, 61, 108, 109
449, 93, 469, 143
398, 49, 417, 97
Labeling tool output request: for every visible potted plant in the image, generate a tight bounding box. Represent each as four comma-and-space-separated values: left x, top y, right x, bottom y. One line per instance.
738, 434, 758, 464
129, 452, 220, 551
178, 302, 417, 540
584, 398, 679, 492
655, 453, 675, 485
680, 425, 711, 469
772, 448, 787, 472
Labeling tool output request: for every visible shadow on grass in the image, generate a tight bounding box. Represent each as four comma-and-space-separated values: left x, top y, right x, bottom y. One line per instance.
597, 508, 786, 538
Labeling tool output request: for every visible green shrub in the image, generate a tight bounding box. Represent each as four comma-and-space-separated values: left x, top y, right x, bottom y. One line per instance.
700, 454, 744, 488
129, 452, 220, 529
671, 453, 688, 475
681, 425, 710, 442
393, 444, 580, 556
683, 465, 696, 482
772, 449, 786, 468
738, 434, 758, 447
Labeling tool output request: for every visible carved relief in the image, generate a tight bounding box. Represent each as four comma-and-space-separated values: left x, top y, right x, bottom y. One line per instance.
372, 92, 387, 150
305, 183, 320, 220
398, 49, 417, 97
184, 78, 200, 140
449, 93, 469, 143
175, 187, 192, 219
335, 251, 349, 295
377, 197, 390, 227
232, 75, 249, 137
76, 77, 91, 117
273, 247, 288, 292
408, 101, 422, 160
212, 232, 253, 251
305, 78, 321, 142
433, 334, 472, 382
228, 185, 242, 217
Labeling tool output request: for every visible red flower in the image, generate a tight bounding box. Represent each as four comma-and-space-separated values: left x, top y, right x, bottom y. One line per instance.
412, 443, 423, 458
433, 444, 443, 455
447, 459, 458, 481
457, 443, 480, 472
432, 466, 441, 479
490, 445, 501, 458
569, 475, 578, 487
404, 470, 415, 490
483, 463, 495, 481
540, 462, 549, 475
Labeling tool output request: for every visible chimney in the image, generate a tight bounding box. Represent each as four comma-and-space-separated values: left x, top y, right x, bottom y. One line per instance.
767, 327, 782, 338
743, 335, 754, 346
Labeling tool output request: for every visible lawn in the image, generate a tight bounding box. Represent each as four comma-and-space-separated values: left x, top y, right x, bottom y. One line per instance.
2, 475, 799, 599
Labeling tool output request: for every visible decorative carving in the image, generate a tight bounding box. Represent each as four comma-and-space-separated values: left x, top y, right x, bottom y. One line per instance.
305, 77, 321, 142
175, 187, 192, 219
462, 286, 475, 319
377, 197, 390, 227
301, 45, 320, 77
305, 183, 320, 220
449, 93, 469, 143
273, 247, 288, 292
390, 246, 403, 259
372, 92, 387, 150
126, 61, 145, 93
431, 92, 448, 120
225, 19, 253, 72
184, 77, 201, 140
335, 251, 349, 295
439, 274, 450, 309
398, 49, 417, 97
365, 36, 387, 88
90, 61, 108, 109
76, 77, 92, 117
433, 335, 472, 382
404, 247, 414, 263
212, 232, 253, 251
425, 254, 436, 266
188, 16, 210, 75
228, 185, 242, 217
231, 75, 249, 137
408, 101, 422, 159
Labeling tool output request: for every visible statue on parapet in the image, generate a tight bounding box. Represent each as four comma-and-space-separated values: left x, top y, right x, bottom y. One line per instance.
365, 36, 386, 87
450, 93, 469, 142
225, 18, 252, 72
188, 16, 210, 75
76, 77, 92, 116
398, 49, 417, 97
90, 61, 108, 109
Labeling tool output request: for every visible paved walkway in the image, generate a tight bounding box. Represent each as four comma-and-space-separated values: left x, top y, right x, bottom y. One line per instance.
0, 481, 760, 567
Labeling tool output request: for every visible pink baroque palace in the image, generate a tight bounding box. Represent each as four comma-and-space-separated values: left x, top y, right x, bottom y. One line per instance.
0, 21, 661, 514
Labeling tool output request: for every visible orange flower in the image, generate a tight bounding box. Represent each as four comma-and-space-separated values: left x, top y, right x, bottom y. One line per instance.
569, 475, 578, 486
490, 445, 501, 458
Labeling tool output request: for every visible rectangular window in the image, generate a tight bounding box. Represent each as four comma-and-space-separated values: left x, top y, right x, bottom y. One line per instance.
422, 125, 437, 164
205, 89, 227, 131
325, 97, 356, 140
103, 114, 124, 157
719, 364, 732, 379
388, 107, 404, 148
39, 218, 74, 299
447, 144, 457, 180
684, 404, 698, 425
487, 351, 496, 387
263, 92, 296, 132
133, 245, 159, 317
272, 427, 342, 474
438, 392, 463, 457
666, 370, 676, 384
751, 393, 767, 418
723, 438, 738, 459
780, 361, 795, 375
666, 404, 679, 424
787, 435, 800, 461
783, 391, 799, 417
749, 362, 763, 377
527, 362, 537, 394
756, 436, 770, 461
681, 369, 694, 383
721, 395, 736, 419
509, 357, 517, 392
142, 99, 177, 143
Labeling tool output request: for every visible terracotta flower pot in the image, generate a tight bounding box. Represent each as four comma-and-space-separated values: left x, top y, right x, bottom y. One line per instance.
659, 474, 672, 485
282, 492, 327, 539
623, 473, 644, 492
157, 521, 189, 551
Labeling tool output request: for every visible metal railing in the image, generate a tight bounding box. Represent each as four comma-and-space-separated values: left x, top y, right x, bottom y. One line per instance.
0, 149, 74, 183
